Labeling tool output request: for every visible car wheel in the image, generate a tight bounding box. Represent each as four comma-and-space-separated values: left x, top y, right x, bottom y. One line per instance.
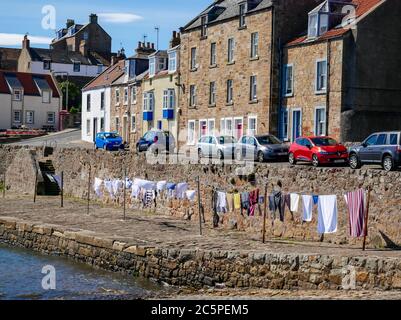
218, 150, 224, 160
94, 144, 98, 150
257, 151, 265, 163
103, 144, 108, 151
198, 149, 203, 159
136, 144, 140, 153
349, 153, 361, 169
236, 150, 242, 161
312, 154, 320, 167
382, 155, 395, 172
288, 152, 296, 165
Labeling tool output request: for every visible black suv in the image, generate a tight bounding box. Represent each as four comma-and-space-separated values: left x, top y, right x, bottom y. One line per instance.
349, 131, 401, 171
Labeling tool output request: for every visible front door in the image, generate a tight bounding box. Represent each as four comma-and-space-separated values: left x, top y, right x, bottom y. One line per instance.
93, 118, 98, 142
292, 110, 301, 141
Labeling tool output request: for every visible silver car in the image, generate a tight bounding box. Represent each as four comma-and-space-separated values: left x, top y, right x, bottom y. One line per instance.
197, 135, 237, 160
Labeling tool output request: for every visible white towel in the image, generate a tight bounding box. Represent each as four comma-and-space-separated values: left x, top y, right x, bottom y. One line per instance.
93, 178, 103, 197
176, 183, 188, 199
186, 190, 196, 202
317, 195, 338, 234
157, 181, 167, 191
290, 193, 300, 212
112, 179, 123, 196
104, 180, 113, 198
216, 191, 227, 213
302, 195, 313, 222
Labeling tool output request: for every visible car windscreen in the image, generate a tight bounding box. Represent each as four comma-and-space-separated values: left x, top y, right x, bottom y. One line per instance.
104, 133, 119, 139
218, 136, 236, 144
257, 135, 281, 145
311, 137, 337, 146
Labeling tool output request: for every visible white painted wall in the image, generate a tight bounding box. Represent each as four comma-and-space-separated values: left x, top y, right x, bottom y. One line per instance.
81, 87, 111, 143
0, 94, 12, 130
31, 61, 106, 77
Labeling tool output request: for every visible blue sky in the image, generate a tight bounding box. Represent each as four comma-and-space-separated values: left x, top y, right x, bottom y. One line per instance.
0, 0, 211, 53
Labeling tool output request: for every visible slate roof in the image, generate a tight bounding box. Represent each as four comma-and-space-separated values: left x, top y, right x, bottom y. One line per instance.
0, 48, 21, 71
28, 47, 105, 66
82, 60, 125, 91
286, 0, 384, 47
181, 0, 272, 32
0, 71, 60, 97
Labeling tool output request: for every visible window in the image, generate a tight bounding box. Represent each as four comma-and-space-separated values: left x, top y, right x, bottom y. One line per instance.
210, 43, 217, 66
86, 94, 91, 112
26, 111, 34, 124
208, 119, 215, 135
227, 38, 235, 63
163, 89, 175, 109
250, 75, 257, 101
199, 120, 208, 137
248, 116, 257, 136
226, 79, 233, 104
209, 82, 216, 105
365, 135, 378, 146
86, 119, 91, 135
308, 13, 318, 38
115, 88, 120, 105
239, 3, 247, 28
143, 92, 154, 111
115, 117, 120, 133
250, 32, 259, 58
131, 86, 137, 104
73, 62, 81, 72
187, 121, 196, 145
314, 107, 326, 136
97, 64, 103, 74
43, 60, 51, 70
168, 51, 177, 73
41, 90, 51, 103
100, 92, 105, 110
47, 112, 55, 124
157, 121, 162, 130
13, 111, 21, 123
220, 118, 234, 136
131, 115, 136, 132
389, 134, 399, 145
283, 64, 294, 96
190, 48, 197, 70
234, 118, 243, 140
149, 57, 156, 77
319, 14, 329, 35
158, 58, 166, 71
201, 15, 208, 37
13, 89, 22, 101
100, 117, 105, 132
375, 134, 387, 145
316, 60, 327, 93
280, 108, 289, 141
189, 85, 197, 107
124, 87, 128, 105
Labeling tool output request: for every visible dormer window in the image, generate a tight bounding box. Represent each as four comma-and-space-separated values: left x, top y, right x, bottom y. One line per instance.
168, 50, 177, 73
67, 26, 76, 36
201, 15, 208, 38
158, 57, 166, 71
73, 61, 81, 72
239, 3, 247, 28
43, 59, 51, 70
149, 57, 156, 77
308, 2, 330, 39
12, 89, 22, 101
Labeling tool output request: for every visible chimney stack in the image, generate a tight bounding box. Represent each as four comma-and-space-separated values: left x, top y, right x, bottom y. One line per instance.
170, 31, 181, 48
135, 41, 156, 56
66, 19, 75, 29
22, 35, 30, 50
89, 13, 98, 24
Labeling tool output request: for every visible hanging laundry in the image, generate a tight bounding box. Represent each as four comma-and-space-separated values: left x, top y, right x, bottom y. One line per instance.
157, 181, 167, 191
216, 191, 227, 214
302, 195, 313, 222
52, 174, 62, 189
289, 193, 300, 212
313, 195, 319, 205
226, 193, 234, 212
166, 182, 177, 198
93, 178, 103, 198
345, 189, 366, 238
249, 189, 259, 217
112, 179, 123, 197
185, 190, 196, 202
176, 183, 188, 199
240, 192, 250, 216
124, 178, 132, 189
143, 190, 155, 207
269, 191, 285, 221
104, 180, 114, 198
317, 195, 338, 234
233, 193, 241, 210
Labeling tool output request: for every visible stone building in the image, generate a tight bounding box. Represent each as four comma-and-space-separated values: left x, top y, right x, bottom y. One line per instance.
178, 0, 322, 146
282, 0, 401, 142
109, 42, 156, 147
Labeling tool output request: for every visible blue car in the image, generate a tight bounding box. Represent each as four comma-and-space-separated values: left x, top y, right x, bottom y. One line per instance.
95, 132, 124, 151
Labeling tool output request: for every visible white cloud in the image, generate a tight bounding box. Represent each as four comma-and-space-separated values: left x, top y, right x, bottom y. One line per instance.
98, 13, 144, 24
0, 33, 52, 46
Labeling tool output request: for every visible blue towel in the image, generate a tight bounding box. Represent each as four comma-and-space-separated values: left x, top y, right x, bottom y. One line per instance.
313, 195, 319, 205
166, 183, 176, 190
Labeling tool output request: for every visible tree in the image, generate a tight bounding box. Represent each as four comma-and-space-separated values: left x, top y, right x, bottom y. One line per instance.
59, 80, 81, 111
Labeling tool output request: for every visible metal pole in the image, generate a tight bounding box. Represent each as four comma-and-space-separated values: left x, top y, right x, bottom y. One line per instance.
61, 171, 64, 208
363, 186, 371, 251
197, 176, 202, 236
262, 184, 268, 243
87, 165, 91, 215
2, 172, 5, 199
123, 168, 126, 220
33, 170, 38, 203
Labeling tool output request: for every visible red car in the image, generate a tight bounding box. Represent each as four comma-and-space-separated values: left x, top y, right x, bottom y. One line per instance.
288, 136, 348, 167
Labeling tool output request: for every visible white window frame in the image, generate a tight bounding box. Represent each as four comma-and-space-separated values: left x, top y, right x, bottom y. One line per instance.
124, 87, 129, 105
115, 117, 120, 133
239, 2, 247, 28
190, 48, 197, 70
115, 88, 120, 105
247, 116, 257, 136
250, 75, 257, 101
168, 50, 177, 73
227, 38, 235, 63
100, 91, 105, 110
143, 92, 154, 112
187, 120, 196, 145
308, 13, 318, 38
201, 15, 208, 37
86, 94, 91, 112
86, 119, 91, 135
207, 118, 215, 136
47, 112, 55, 124
210, 43, 217, 66
149, 57, 156, 77
209, 82, 216, 105
250, 32, 259, 58
199, 119, 208, 138
26, 111, 34, 124
12, 89, 22, 101
283, 64, 294, 97
315, 59, 327, 94
163, 89, 175, 110
13, 110, 21, 123
314, 106, 326, 136
226, 79, 233, 104
131, 86, 137, 104
189, 85, 197, 107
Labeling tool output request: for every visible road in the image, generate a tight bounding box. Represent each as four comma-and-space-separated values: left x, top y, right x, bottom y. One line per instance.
9, 129, 92, 149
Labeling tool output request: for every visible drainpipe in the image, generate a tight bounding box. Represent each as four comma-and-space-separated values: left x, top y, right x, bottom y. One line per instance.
326, 39, 331, 137
176, 71, 181, 159
269, 5, 276, 135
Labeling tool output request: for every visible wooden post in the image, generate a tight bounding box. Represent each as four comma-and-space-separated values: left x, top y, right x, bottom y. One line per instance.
262, 184, 268, 243
123, 168, 126, 221
362, 186, 371, 251
87, 165, 91, 215
60, 171, 64, 208
33, 170, 38, 203
2, 172, 5, 199
197, 176, 202, 236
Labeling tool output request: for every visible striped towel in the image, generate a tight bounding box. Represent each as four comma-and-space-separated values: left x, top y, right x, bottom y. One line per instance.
345, 189, 366, 238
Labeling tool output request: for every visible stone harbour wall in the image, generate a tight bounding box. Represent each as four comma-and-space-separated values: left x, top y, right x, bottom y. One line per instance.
1, 216, 401, 291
